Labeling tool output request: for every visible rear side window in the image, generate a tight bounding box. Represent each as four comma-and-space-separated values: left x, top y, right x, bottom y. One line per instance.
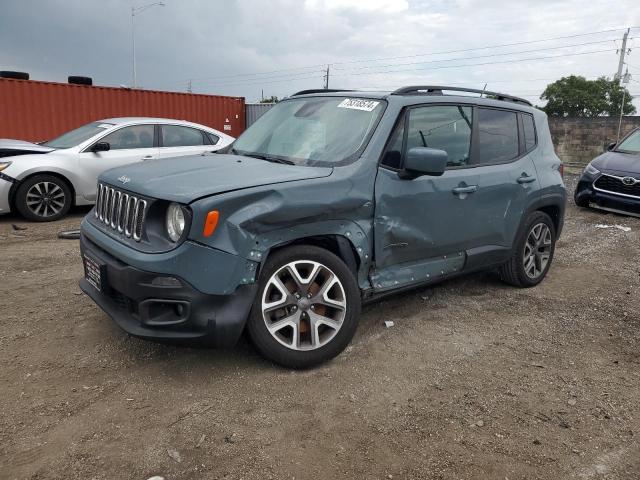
522, 114, 536, 153
478, 108, 519, 164
162, 125, 205, 147
405, 105, 473, 167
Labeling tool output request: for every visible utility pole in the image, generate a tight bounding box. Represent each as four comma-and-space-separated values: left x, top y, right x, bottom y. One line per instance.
131, 2, 165, 88
617, 69, 631, 142
187, 79, 192, 93
323, 65, 330, 89
615, 28, 630, 84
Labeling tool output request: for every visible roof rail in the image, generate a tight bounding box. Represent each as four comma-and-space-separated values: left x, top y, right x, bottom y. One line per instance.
291, 88, 354, 96
390, 85, 532, 106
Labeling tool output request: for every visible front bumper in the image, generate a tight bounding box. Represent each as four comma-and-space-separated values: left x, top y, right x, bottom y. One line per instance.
575, 174, 640, 216
79, 233, 258, 346
0, 172, 14, 214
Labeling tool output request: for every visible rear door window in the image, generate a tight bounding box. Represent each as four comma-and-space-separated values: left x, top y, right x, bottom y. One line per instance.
477, 108, 519, 164
161, 125, 206, 147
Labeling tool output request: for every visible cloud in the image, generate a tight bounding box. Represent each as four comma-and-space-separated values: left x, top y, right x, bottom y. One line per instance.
0, 0, 637, 109
305, 0, 409, 12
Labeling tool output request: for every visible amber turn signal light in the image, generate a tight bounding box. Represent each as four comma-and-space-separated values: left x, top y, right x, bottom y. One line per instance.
203, 210, 219, 237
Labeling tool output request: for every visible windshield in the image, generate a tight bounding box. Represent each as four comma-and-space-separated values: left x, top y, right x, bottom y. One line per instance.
42, 122, 114, 149
232, 97, 385, 166
617, 129, 640, 154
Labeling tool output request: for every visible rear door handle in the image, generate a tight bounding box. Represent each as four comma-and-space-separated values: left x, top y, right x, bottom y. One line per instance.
142, 155, 155, 160
452, 185, 478, 195
517, 175, 536, 184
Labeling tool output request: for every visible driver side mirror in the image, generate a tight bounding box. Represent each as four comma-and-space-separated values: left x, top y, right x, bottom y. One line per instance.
399, 147, 448, 179
606, 142, 616, 152
91, 141, 110, 153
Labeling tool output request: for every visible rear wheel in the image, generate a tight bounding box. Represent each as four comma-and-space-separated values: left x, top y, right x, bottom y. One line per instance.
247, 245, 361, 368
499, 211, 556, 288
15, 174, 72, 222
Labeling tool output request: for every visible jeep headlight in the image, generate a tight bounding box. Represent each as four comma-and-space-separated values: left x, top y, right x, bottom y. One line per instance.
166, 203, 186, 242
584, 163, 600, 176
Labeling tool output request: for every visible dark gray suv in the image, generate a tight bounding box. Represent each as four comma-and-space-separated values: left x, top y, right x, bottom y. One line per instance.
79, 86, 566, 368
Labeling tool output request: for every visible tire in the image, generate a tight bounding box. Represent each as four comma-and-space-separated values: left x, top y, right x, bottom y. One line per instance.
574, 190, 590, 208
0, 71, 29, 80
68, 76, 93, 85
15, 174, 72, 222
247, 245, 361, 368
499, 211, 556, 288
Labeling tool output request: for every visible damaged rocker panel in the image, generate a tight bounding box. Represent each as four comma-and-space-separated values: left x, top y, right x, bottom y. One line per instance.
370, 252, 466, 292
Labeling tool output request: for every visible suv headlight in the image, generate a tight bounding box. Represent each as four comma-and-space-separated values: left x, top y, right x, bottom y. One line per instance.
166, 203, 186, 242
0, 161, 12, 172
584, 163, 600, 176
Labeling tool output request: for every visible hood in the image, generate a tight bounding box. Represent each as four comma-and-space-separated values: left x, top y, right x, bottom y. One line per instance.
0, 139, 54, 157
100, 154, 334, 203
591, 150, 640, 176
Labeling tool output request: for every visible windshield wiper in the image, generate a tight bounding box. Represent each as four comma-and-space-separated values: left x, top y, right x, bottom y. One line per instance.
262, 156, 295, 165
237, 150, 295, 165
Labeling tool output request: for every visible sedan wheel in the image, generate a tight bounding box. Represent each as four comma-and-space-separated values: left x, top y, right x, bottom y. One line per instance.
26, 181, 66, 218
15, 174, 72, 222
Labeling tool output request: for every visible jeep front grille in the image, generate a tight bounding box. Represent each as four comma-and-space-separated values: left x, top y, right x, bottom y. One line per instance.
94, 183, 147, 241
593, 174, 640, 199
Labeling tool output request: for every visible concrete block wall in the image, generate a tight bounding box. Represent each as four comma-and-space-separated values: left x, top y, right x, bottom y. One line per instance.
548, 116, 640, 170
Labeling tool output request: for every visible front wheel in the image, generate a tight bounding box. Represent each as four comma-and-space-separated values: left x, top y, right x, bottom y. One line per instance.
246, 245, 361, 369
14, 174, 72, 221
499, 211, 556, 288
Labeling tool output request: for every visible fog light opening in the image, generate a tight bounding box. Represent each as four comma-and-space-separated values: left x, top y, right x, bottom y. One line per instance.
151, 276, 182, 287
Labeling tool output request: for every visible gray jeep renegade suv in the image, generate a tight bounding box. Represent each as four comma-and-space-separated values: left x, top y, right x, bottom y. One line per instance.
79, 86, 566, 368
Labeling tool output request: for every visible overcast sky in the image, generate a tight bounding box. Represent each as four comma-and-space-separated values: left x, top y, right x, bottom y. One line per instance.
1, 0, 639, 108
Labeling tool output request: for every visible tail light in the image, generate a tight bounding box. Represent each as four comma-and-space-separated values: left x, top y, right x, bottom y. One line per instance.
559, 163, 564, 178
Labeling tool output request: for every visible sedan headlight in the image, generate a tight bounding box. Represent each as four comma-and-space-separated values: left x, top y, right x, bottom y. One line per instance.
584, 163, 600, 176
166, 203, 186, 242
0, 161, 12, 172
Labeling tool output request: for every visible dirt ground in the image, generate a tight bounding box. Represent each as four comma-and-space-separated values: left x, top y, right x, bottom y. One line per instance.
1, 174, 639, 480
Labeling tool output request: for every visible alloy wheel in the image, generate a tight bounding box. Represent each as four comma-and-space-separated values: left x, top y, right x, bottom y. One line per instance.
26, 181, 66, 218
523, 222, 552, 279
261, 260, 347, 351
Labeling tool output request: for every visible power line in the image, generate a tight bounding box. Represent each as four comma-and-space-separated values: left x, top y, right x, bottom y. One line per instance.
328, 48, 616, 79
191, 48, 614, 90
331, 38, 630, 74
191, 44, 620, 89
165, 27, 632, 86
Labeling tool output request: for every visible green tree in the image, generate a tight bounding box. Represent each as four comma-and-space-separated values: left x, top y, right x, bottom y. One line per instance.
540, 75, 635, 117
259, 95, 279, 103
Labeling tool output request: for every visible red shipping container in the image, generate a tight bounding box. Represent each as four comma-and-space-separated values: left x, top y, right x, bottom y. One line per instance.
0, 78, 245, 142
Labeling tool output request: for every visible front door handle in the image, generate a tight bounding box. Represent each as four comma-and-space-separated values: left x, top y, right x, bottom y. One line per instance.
517, 175, 536, 184
452, 185, 478, 195
142, 155, 155, 160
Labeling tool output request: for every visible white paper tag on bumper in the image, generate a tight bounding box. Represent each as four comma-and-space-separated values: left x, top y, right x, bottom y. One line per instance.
337, 98, 380, 112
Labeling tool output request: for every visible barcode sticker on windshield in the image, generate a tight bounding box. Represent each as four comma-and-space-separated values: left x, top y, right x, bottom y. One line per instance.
337, 99, 380, 112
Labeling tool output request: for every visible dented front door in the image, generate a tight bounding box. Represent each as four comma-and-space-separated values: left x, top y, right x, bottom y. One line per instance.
373, 166, 480, 271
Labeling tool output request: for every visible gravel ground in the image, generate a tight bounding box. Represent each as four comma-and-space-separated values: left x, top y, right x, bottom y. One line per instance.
1, 174, 639, 480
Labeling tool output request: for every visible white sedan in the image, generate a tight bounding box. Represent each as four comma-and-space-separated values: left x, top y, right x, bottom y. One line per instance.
0, 117, 234, 221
